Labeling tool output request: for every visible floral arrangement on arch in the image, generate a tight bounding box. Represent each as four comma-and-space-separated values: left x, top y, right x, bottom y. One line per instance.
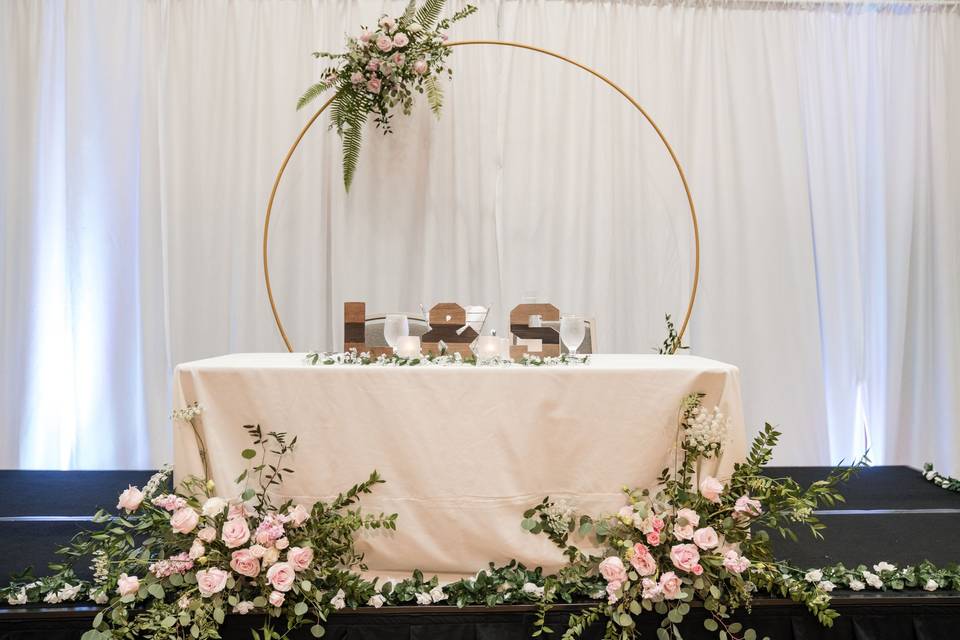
522, 394, 866, 640
297, 0, 476, 190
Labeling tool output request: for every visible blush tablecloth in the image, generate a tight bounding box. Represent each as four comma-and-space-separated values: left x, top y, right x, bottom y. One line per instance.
173, 353, 747, 581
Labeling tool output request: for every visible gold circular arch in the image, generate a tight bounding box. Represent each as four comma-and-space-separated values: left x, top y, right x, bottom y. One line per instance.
263, 40, 700, 353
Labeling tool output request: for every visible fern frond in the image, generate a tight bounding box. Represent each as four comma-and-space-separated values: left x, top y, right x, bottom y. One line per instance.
297, 80, 333, 111
400, 0, 418, 26
414, 0, 446, 29
425, 76, 443, 117
341, 121, 365, 191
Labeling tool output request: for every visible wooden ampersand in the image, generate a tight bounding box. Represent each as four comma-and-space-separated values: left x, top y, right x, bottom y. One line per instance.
421, 303, 478, 357
509, 303, 560, 358
344, 302, 367, 353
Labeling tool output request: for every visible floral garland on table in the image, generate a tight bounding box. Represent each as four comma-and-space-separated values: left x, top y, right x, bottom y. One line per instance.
305, 348, 587, 367
297, 0, 477, 190
922, 462, 960, 493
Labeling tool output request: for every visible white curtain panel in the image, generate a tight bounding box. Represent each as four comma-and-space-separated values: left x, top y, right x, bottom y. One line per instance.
1, 0, 958, 471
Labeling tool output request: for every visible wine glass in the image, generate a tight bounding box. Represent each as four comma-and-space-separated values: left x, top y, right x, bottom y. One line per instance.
383, 314, 409, 352
560, 315, 586, 356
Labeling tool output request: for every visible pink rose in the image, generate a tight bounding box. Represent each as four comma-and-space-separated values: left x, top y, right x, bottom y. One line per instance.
379, 16, 396, 31
673, 523, 694, 540
670, 543, 701, 573
221, 518, 251, 548
366, 59, 380, 72
646, 530, 662, 546
692, 527, 720, 550
734, 495, 762, 519
275, 537, 289, 550
392, 32, 409, 48
629, 543, 657, 576
228, 501, 255, 520
652, 516, 665, 531
359, 30, 372, 43
197, 526, 216, 543
266, 561, 296, 592
230, 549, 261, 578
413, 59, 428, 75
249, 544, 267, 559
699, 476, 724, 503
196, 567, 229, 597
376, 34, 393, 52
641, 577, 662, 602
269, 590, 285, 607
676, 508, 700, 528
287, 546, 314, 572
170, 507, 199, 534
605, 579, 622, 604
286, 504, 309, 528
659, 571, 682, 600
391, 52, 405, 67
117, 486, 144, 512
366, 77, 382, 94
350, 71, 364, 85
598, 556, 628, 583
189, 539, 205, 560
692, 564, 704, 575
723, 550, 750, 574
116, 573, 140, 597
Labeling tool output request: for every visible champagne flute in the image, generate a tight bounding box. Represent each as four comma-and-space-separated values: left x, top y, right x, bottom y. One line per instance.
560, 315, 586, 356
383, 314, 409, 352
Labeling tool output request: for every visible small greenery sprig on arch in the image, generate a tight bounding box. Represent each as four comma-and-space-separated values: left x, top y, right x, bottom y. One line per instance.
298, 0, 477, 190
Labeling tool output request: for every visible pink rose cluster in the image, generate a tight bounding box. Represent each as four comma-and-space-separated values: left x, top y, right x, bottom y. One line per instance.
344, 14, 431, 97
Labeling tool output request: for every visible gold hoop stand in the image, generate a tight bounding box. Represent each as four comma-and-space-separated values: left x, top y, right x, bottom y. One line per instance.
263, 40, 700, 353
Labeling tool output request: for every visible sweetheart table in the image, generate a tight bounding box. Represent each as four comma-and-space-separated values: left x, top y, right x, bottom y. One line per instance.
172, 353, 747, 581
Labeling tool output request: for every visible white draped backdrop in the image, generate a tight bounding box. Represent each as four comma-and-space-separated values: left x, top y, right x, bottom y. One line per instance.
1, 0, 958, 472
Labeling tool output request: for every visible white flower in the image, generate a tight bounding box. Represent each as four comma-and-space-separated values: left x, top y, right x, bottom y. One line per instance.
57, 583, 82, 601
43, 591, 61, 604
873, 562, 896, 573
201, 497, 228, 517
925, 470, 937, 480
178, 595, 192, 609
7, 589, 27, 605
367, 594, 386, 608
863, 571, 883, 589
415, 592, 433, 605
684, 405, 730, 453
407, 22, 423, 33
330, 589, 347, 610
429, 585, 447, 603
804, 569, 823, 583
233, 601, 255, 614
849, 579, 865, 591
924, 579, 939, 592
522, 582, 545, 598
817, 581, 836, 592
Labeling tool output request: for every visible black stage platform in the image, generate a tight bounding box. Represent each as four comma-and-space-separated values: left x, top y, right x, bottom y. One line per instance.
1, 466, 958, 639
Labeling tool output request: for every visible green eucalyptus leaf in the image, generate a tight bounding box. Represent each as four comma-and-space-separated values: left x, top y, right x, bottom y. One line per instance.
294, 601, 309, 616
310, 625, 326, 638
241, 449, 257, 459
704, 619, 719, 631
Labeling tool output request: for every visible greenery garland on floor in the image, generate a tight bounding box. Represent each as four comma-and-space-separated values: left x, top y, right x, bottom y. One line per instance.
922, 463, 960, 493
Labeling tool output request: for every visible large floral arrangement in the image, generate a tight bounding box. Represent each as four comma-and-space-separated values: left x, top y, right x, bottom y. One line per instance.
521, 394, 866, 640
4, 426, 396, 640
298, 0, 476, 189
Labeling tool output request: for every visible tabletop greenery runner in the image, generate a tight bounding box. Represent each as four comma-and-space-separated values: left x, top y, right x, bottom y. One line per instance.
297, 0, 476, 190
305, 348, 588, 367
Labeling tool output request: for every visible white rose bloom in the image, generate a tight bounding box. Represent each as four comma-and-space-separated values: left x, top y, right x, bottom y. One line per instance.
873, 562, 896, 573
7, 589, 27, 605
522, 582, 545, 598
925, 470, 936, 480
848, 579, 865, 591
43, 592, 61, 604
924, 579, 939, 592
330, 589, 347, 610
367, 594, 386, 608
817, 581, 836, 593
863, 572, 883, 589
415, 592, 433, 605
407, 23, 423, 33
58, 583, 82, 601
804, 569, 823, 583
201, 497, 228, 517
429, 585, 447, 603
